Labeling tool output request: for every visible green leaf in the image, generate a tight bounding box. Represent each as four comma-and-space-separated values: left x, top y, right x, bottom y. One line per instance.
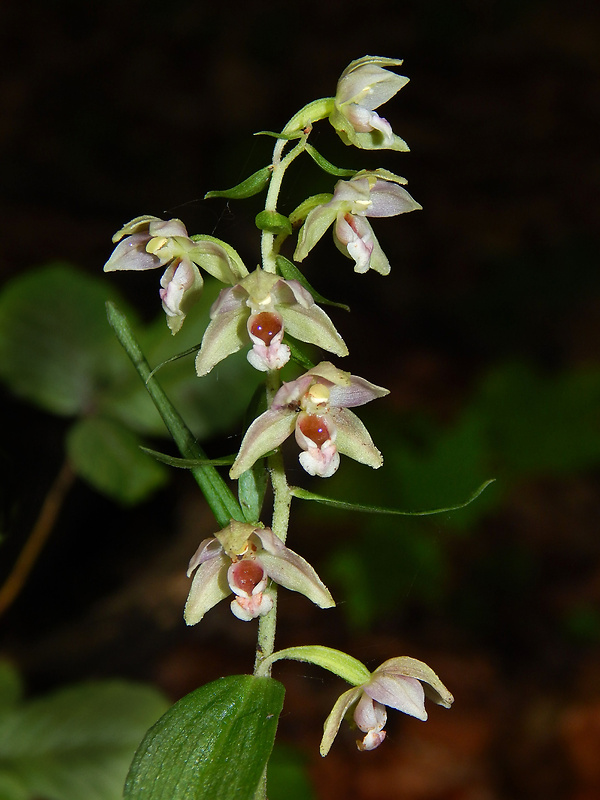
106, 302, 245, 527
275, 256, 350, 312
66, 417, 168, 505
238, 462, 268, 523
0, 771, 28, 800
289, 480, 495, 516
0, 680, 168, 800
124, 676, 284, 800
255, 211, 293, 236
205, 167, 272, 200
0, 263, 128, 417
140, 446, 236, 468
253, 130, 304, 141
283, 336, 316, 370
305, 144, 357, 177
0, 662, 23, 711
267, 744, 315, 800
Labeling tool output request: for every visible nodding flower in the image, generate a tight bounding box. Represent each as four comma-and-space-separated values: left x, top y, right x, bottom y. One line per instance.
294, 171, 421, 275
320, 656, 454, 756
194, 267, 348, 377
104, 215, 247, 333
330, 56, 411, 151
184, 521, 335, 624
230, 362, 389, 480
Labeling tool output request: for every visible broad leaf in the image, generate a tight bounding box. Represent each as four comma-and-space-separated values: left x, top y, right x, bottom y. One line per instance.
66, 417, 168, 505
0, 680, 168, 800
124, 675, 284, 800
0, 263, 127, 417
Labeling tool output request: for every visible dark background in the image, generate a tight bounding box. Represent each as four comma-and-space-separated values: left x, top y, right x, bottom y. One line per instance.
1, 1, 600, 798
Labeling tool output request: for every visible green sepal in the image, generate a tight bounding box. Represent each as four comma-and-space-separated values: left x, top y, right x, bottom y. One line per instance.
255, 211, 293, 236
288, 194, 333, 227
106, 302, 245, 527
124, 676, 284, 800
204, 167, 272, 200
289, 479, 496, 515
140, 446, 236, 468
256, 645, 370, 686
238, 462, 268, 524
305, 144, 357, 177
275, 256, 350, 312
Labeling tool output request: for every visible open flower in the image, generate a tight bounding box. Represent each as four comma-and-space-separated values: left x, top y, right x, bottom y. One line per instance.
104, 215, 247, 333
330, 56, 410, 151
294, 171, 421, 275
195, 267, 348, 376
230, 362, 388, 479
184, 521, 334, 623
320, 656, 454, 755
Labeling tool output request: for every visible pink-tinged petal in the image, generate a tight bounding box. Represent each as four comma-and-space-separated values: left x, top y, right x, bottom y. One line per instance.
344, 106, 394, 144
184, 551, 230, 625
246, 335, 291, 372
229, 408, 297, 479
271, 373, 315, 410
299, 445, 340, 478
280, 303, 348, 358
231, 592, 273, 621
159, 259, 204, 334
104, 233, 163, 272
330, 407, 383, 469
186, 537, 223, 577
334, 214, 374, 273
366, 181, 422, 218
354, 694, 387, 734
194, 306, 248, 377
320, 686, 363, 757
246, 311, 290, 371
147, 217, 190, 238
364, 674, 427, 721
374, 656, 454, 709
254, 528, 335, 609
357, 729, 387, 751
271, 278, 314, 309
209, 284, 247, 317
328, 375, 389, 409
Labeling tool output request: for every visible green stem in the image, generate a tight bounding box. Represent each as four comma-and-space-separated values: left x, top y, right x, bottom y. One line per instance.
260, 97, 335, 274
253, 370, 292, 675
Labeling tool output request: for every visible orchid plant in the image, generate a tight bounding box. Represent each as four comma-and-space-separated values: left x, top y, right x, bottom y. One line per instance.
103, 56, 491, 800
